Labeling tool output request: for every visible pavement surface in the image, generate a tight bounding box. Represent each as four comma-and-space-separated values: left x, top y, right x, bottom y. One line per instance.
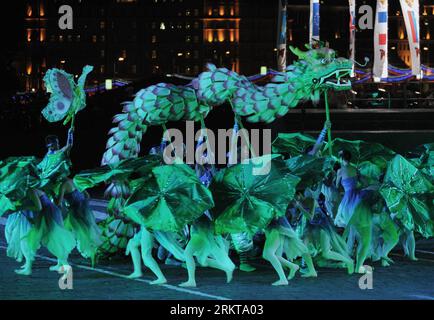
1, 199, 434, 301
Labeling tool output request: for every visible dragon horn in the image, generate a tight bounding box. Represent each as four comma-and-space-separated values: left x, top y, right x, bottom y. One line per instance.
289, 46, 307, 60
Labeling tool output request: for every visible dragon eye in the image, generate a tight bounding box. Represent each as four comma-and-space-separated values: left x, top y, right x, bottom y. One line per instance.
321, 58, 328, 64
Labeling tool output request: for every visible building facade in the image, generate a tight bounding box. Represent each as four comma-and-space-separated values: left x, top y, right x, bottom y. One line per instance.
21, 0, 434, 93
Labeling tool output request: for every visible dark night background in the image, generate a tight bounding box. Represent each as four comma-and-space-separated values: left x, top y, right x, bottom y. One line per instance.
0, 1, 433, 173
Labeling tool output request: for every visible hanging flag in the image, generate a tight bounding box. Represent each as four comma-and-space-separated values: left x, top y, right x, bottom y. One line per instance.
277, 0, 287, 72
310, 0, 320, 47
373, 0, 389, 80
349, 0, 356, 77
399, 0, 421, 76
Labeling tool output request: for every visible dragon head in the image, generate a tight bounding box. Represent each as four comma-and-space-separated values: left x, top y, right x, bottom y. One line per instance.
288, 45, 353, 102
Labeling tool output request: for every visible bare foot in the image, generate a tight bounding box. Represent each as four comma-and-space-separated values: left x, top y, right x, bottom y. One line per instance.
272, 279, 288, 286
150, 277, 167, 285
239, 263, 256, 272
409, 256, 418, 261
127, 271, 143, 279
357, 266, 373, 274
384, 256, 394, 264
381, 259, 390, 267
347, 261, 354, 274
49, 264, 61, 272
226, 269, 234, 283
179, 280, 196, 288
301, 271, 317, 278
15, 268, 32, 276
287, 265, 300, 280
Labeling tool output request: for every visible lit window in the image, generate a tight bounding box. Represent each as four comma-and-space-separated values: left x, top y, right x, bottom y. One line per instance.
39, 3, 45, 16
26, 5, 32, 17
26, 29, 32, 42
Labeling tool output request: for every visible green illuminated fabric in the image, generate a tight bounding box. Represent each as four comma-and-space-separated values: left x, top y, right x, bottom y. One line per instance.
358, 161, 384, 186
37, 151, 71, 190
285, 154, 335, 190
123, 164, 214, 233
0, 157, 40, 216
272, 133, 317, 157
0, 194, 15, 216
73, 155, 162, 192
379, 154, 434, 238
210, 155, 300, 236
329, 138, 395, 168
0, 154, 73, 216
42, 65, 93, 125
410, 144, 434, 184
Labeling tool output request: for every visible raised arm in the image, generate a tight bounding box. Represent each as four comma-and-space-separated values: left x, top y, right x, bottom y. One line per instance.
309, 120, 331, 156
60, 127, 74, 155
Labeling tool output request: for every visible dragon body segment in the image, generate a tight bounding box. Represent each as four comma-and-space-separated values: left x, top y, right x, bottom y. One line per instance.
98, 46, 353, 256
102, 46, 353, 166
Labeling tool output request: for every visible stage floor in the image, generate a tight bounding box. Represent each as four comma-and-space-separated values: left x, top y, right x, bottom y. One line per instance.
1, 201, 434, 300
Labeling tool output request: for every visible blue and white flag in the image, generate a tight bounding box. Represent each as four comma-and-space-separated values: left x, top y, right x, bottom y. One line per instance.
373, 0, 388, 80
399, 0, 421, 76
277, 0, 287, 71
349, 0, 356, 77
310, 0, 320, 46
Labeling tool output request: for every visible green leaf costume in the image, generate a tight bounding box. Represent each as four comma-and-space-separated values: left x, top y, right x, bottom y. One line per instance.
379, 155, 434, 238
123, 164, 214, 233
210, 155, 300, 236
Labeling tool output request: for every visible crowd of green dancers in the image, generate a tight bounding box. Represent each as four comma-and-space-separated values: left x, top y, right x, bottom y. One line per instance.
2, 119, 433, 287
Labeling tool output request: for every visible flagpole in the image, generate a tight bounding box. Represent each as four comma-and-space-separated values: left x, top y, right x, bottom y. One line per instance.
277, 0, 287, 72
310, 0, 320, 47
349, 0, 356, 77
324, 89, 333, 156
